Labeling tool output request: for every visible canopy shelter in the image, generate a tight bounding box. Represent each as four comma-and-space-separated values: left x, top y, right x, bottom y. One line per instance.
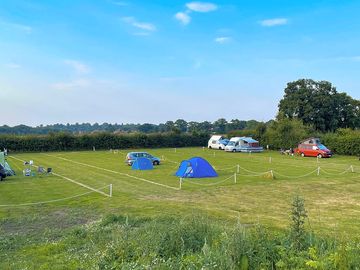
0, 152, 15, 176
175, 157, 217, 178
131, 157, 154, 170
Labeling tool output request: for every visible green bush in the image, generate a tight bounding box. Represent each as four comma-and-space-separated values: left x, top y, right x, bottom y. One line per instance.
322, 129, 360, 156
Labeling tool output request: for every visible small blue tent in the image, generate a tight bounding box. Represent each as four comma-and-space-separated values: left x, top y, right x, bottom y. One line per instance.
175, 157, 217, 178
132, 157, 153, 170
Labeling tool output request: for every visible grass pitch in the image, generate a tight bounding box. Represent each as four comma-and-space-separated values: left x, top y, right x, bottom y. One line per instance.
1, 147, 360, 268
1, 147, 359, 236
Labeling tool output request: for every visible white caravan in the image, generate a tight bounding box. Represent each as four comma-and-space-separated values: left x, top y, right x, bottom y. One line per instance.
225, 137, 263, 152
207, 135, 228, 150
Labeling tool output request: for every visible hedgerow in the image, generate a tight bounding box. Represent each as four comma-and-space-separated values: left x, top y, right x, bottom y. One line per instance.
0, 132, 209, 152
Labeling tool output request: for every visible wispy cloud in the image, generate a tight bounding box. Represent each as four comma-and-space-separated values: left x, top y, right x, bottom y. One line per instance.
175, 2, 217, 26
64, 60, 91, 74
334, 56, 360, 62
52, 79, 91, 91
122, 17, 156, 32
214, 36, 231, 44
0, 20, 33, 34
111, 1, 128, 6
174, 12, 191, 25
133, 32, 151, 36
260, 18, 288, 27
186, 2, 218, 12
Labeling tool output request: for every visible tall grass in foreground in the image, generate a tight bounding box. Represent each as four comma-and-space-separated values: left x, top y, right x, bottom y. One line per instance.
2, 211, 360, 269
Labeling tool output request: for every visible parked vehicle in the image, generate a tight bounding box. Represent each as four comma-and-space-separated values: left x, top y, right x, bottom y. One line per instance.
295, 137, 332, 158
225, 137, 263, 153
125, 152, 161, 166
208, 135, 229, 150
0, 164, 6, 181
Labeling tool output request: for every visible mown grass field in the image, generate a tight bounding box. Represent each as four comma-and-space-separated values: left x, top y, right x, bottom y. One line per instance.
1, 147, 360, 267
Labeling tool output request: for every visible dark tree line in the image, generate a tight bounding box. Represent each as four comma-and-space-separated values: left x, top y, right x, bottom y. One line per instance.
0, 119, 266, 135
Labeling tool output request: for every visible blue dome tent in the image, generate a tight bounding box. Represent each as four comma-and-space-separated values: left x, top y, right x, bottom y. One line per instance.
175, 157, 217, 178
132, 157, 153, 170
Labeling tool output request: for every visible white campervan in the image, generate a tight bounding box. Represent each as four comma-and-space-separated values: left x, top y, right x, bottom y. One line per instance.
224, 137, 242, 152
225, 137, 263, 152
208, 135, 228, 150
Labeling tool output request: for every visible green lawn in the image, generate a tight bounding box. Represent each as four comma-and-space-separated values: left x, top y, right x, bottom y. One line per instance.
1, 147, 359, 267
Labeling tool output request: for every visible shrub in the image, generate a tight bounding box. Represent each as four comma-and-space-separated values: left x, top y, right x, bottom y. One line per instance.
0, 132, 209, 152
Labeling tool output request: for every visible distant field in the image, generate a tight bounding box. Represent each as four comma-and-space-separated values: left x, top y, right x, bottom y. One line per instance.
1, 147, 359, 237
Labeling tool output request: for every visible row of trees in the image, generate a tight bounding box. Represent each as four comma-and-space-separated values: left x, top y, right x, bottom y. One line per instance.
1, 123, 358, 155
0, 119, 265, 135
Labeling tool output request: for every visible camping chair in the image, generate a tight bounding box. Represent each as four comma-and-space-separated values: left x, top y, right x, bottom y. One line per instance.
46, 168, 52, 175
23, 168, 31, 177
37, 166, 46, 174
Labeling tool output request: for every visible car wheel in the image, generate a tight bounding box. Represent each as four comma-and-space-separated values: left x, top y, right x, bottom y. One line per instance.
209, 146, 212, 149
301, 153, 305, 157
219, 147, 222, 150
317, 154, 322, 158
232, 149, 236, 153
153, 161, 160, 165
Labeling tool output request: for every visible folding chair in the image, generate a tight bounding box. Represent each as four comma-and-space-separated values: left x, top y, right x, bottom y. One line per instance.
37, 166, 46, 174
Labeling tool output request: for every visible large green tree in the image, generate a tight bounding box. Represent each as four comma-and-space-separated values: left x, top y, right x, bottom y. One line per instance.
263, 117, 310, 149
278, 79, 360, 132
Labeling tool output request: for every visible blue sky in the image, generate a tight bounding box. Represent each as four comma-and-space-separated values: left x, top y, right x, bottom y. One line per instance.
1, 0, 359, 126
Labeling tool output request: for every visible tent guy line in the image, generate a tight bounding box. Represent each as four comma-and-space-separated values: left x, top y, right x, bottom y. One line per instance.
42, 154, 180, 191
0, 185, 110, 207
9, 156, 111, 197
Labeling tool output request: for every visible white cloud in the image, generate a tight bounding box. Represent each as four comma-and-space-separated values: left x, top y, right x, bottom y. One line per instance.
122, 17, 156, 32
214, 36, 231, 44
64, 60, 91, 74
175, 2, 217, 26
174, 12, 191, 25
52, 79, 91, 91
186, 2, 218, 12
111, 1, 128, 6
260, 18, 288, 27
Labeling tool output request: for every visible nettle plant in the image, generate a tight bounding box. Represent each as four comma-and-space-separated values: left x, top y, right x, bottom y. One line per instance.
289, 195, 308, 251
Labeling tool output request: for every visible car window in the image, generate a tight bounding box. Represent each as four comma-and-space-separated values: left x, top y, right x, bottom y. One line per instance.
318, 144, 328, 150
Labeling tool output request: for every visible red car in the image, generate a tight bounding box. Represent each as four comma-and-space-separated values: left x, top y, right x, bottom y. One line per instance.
295, 138, 332, 158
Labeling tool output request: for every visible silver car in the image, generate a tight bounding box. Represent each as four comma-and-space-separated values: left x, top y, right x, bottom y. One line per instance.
125, 152, 161, 166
